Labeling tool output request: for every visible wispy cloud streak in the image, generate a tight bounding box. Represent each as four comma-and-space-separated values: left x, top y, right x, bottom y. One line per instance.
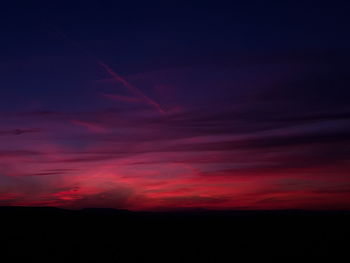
97, 61, 166, 114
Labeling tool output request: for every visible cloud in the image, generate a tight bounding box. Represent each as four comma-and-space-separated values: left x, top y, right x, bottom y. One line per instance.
70, 119, 108, 133
101, 93, 141, 104
0, 128, 41, 136
0, 49, 349, 210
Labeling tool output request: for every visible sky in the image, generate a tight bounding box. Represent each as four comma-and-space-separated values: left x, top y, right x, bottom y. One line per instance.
0, 1, 349, 210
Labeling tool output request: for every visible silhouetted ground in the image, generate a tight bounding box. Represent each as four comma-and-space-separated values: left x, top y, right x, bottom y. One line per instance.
0, 207, 349, 262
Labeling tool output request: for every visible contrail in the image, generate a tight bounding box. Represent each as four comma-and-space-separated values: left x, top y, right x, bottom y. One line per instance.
43, 22, 166, 115
97, 61, 166, 114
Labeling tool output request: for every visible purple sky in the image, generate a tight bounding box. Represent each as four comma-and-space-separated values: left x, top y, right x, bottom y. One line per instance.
0, 1, 349, 210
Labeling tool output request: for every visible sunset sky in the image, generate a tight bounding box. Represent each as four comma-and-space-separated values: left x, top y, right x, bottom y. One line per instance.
0, 1, 349, 210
